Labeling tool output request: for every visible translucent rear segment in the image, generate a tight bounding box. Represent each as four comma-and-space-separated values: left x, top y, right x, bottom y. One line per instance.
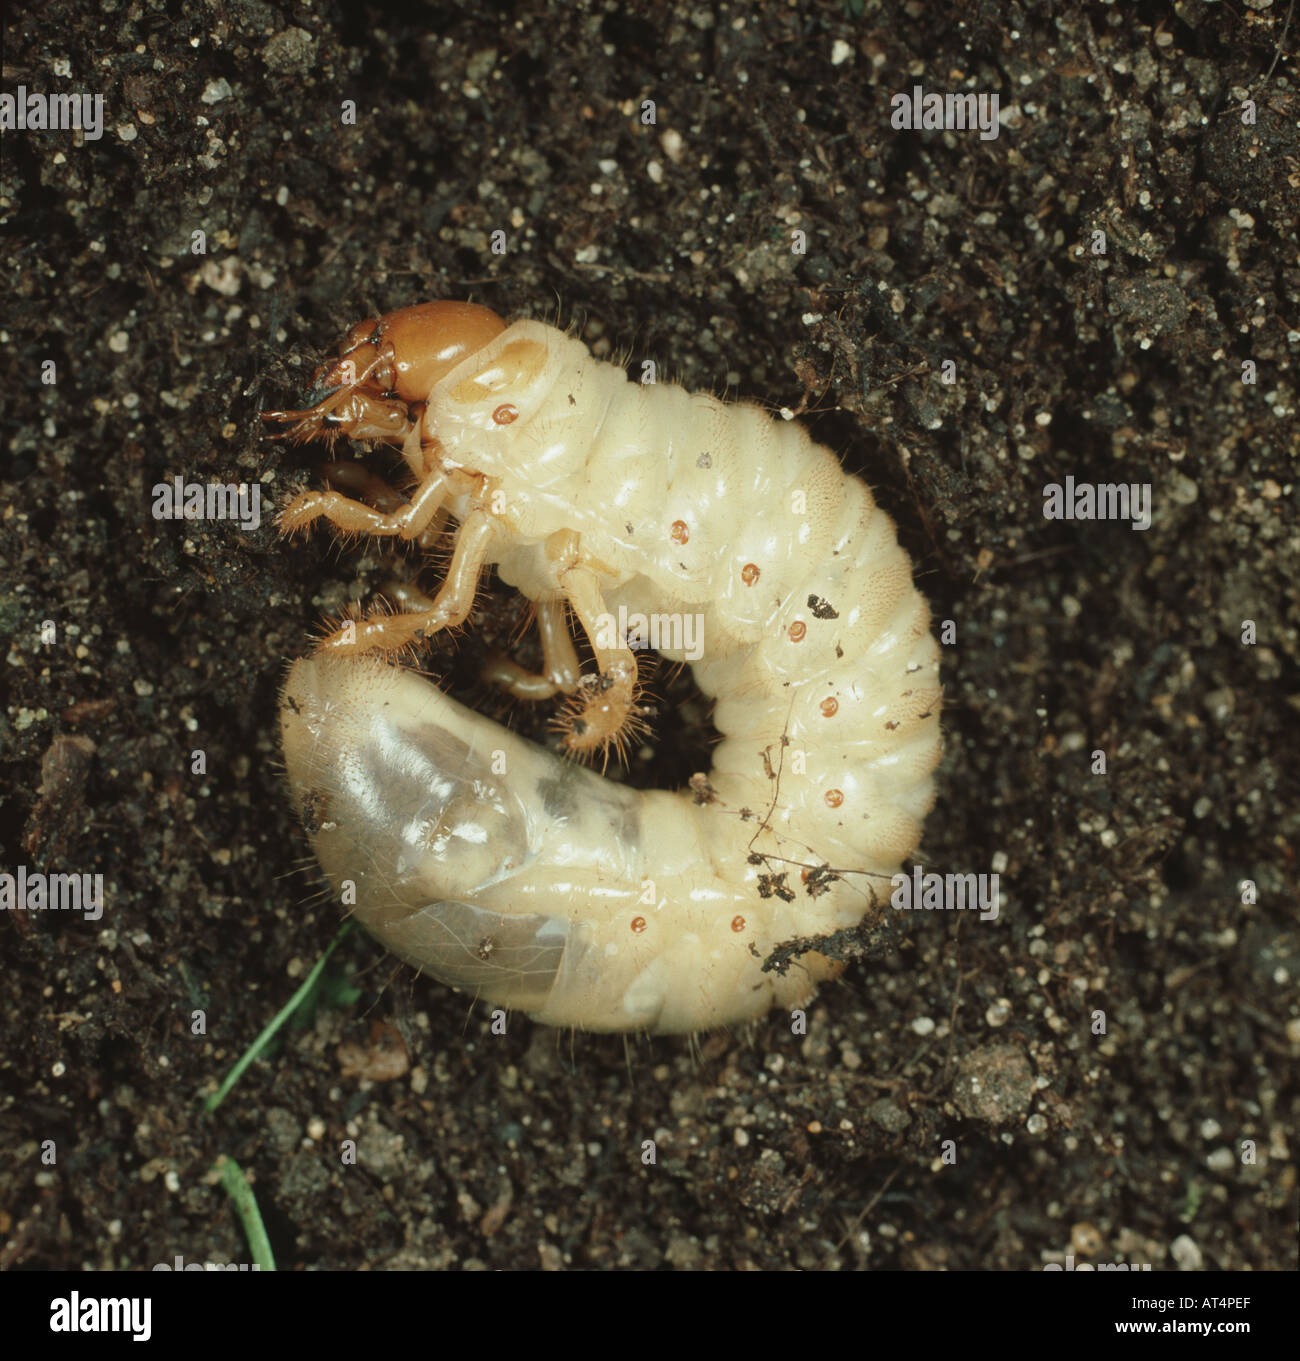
283, 656, 532, 907
281, 655, 596, 1018
376, 898, 575, 1011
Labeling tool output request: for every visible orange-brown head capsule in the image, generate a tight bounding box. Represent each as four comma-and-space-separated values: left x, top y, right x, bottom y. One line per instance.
321, 300, 507, 402
264, 300, 507, 446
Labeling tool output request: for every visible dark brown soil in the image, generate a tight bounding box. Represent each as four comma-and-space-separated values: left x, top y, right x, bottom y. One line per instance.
2, 0, 1297, 1272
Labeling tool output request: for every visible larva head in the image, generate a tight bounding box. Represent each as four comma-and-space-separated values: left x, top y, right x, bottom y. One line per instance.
263, 300, 506, 446
316, 301, 507, 404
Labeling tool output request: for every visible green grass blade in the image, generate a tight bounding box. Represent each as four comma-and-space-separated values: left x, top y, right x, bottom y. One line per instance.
203, 920, 354, 1113
213, 1155, 277, 1272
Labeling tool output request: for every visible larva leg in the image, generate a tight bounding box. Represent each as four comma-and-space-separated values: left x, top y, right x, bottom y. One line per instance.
380, 579, 438, 612
549, 543, 643, 758
401, 422, 455, 549
316, 508, 497, 654
278, 465, 451, 541
318, 460, 407, 514
483, 599, 582, 700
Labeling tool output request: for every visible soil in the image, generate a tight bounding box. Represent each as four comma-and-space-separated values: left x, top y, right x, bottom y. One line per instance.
1, 0, 1297, 1272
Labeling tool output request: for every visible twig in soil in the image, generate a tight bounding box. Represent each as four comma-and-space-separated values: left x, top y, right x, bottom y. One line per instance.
1265, 0, 1295, 82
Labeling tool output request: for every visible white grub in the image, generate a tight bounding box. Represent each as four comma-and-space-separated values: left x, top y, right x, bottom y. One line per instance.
269, 304, 943, 1033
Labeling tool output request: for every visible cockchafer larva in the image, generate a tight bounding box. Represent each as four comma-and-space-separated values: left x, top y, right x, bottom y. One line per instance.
265, 301, 942, 1034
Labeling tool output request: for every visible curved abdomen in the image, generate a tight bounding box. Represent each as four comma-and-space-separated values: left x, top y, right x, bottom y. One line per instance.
280, 654, 842, 1032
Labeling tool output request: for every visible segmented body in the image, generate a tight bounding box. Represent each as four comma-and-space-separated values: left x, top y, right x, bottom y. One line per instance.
274, 309, 942, 1033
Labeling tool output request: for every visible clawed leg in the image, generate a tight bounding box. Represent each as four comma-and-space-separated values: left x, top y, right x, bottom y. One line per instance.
483, 599, 582, 700
280, 420, 482, 656
318, 460, 407, 514
279, 464, 451, 540
277, 412, 642, 757
379, 579, 438, 613
480, 532, 643, 760
316, 509, 497, 654
543, 532, 643, 759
